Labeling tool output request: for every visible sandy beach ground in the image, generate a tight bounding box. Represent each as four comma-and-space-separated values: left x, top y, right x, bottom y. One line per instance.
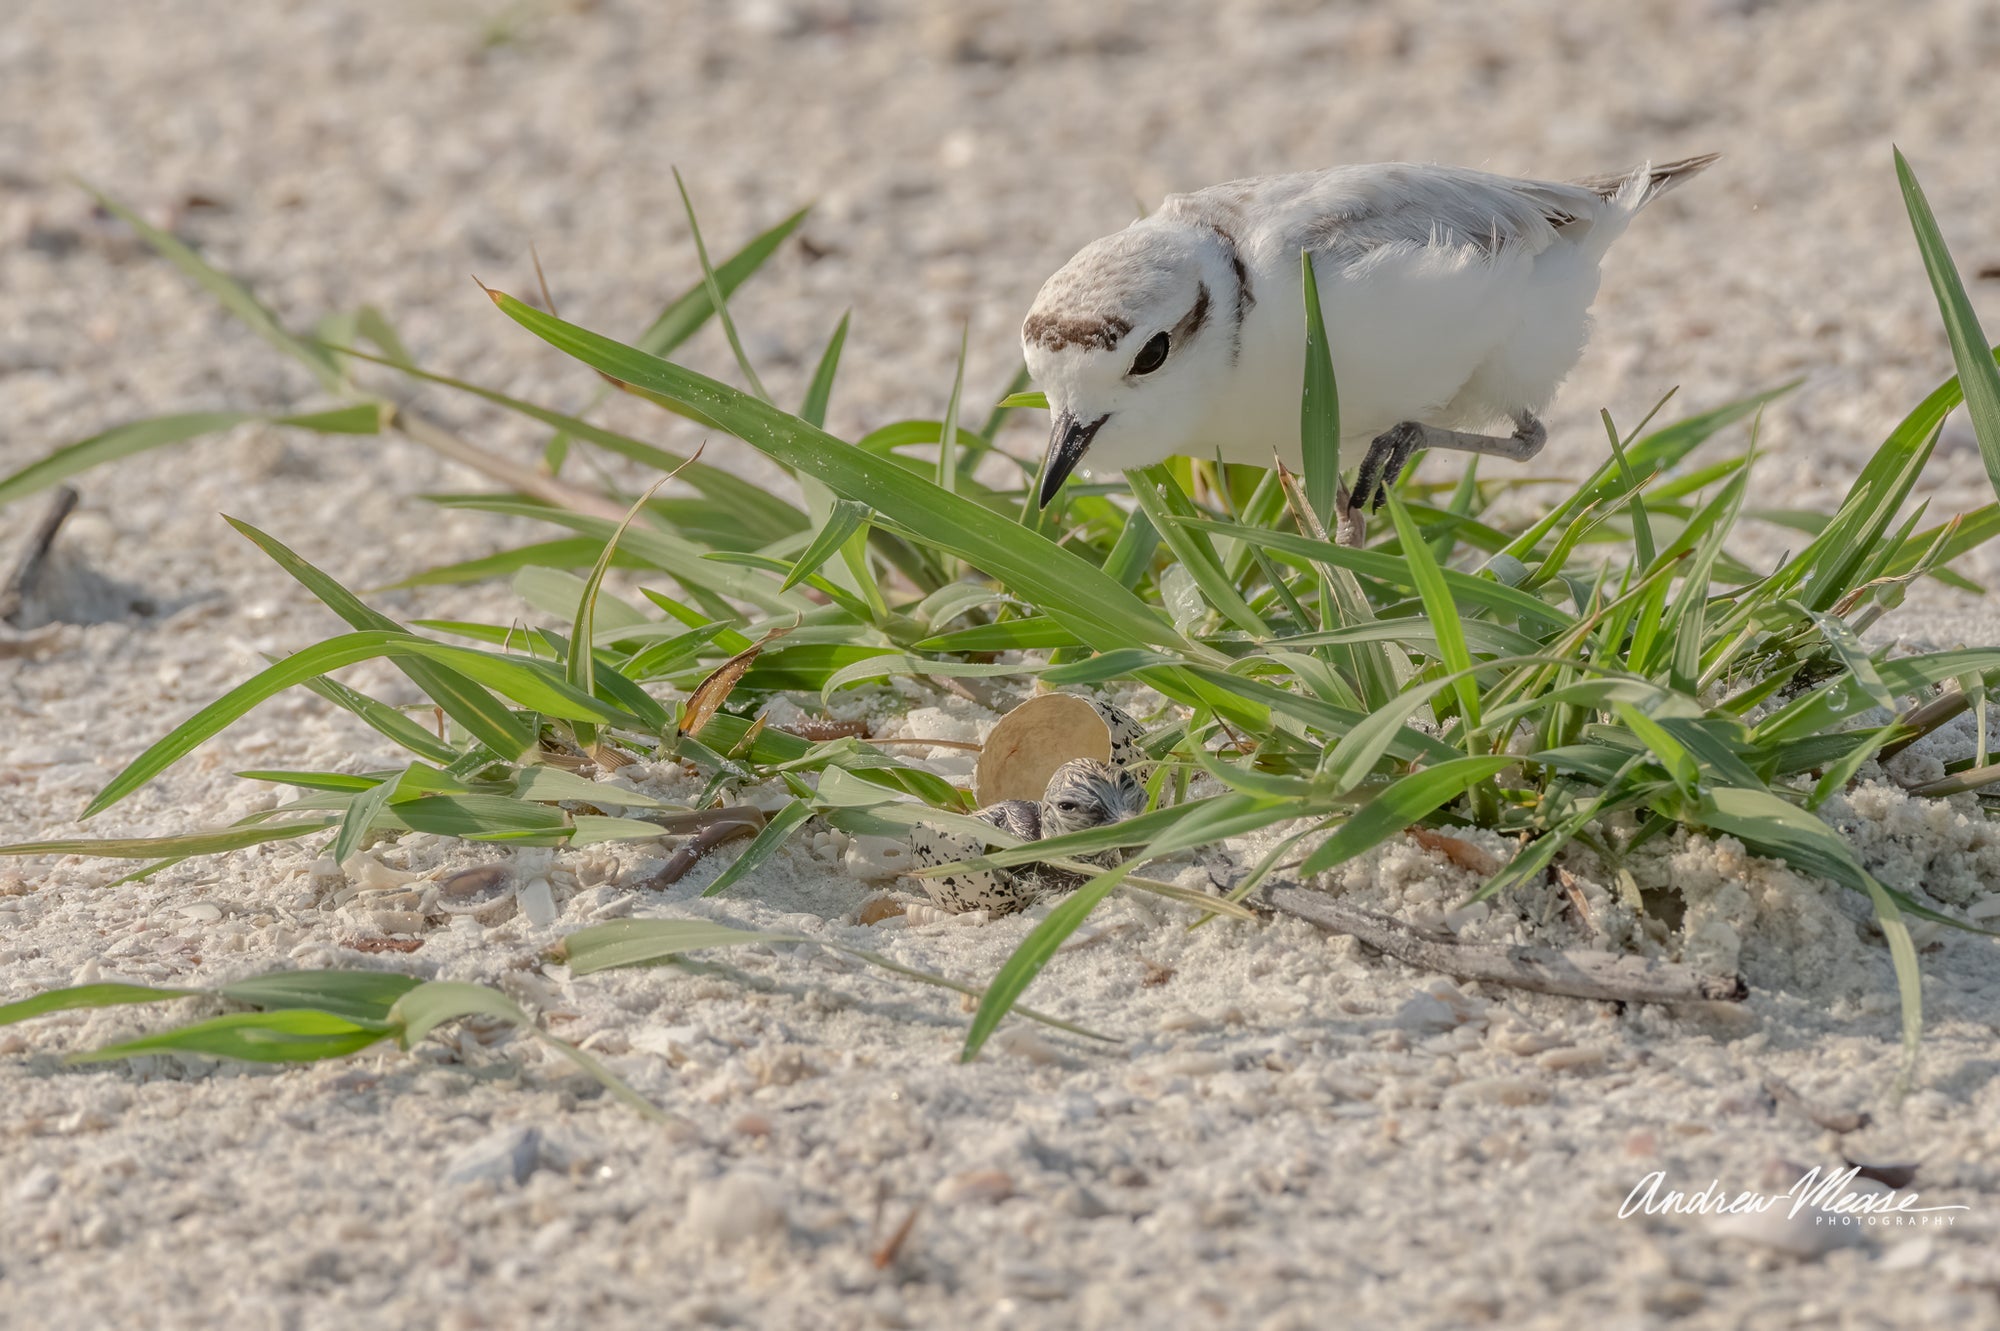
5, 2, 2000, 1326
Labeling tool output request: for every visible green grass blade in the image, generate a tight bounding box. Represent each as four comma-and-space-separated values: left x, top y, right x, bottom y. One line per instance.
783, 499, 871, 591
569, 476, 676, 705
937, 327, 969, 495
961, 860, 1136, 1062
1, 820, 337, 860
328, 764, 409, 867
295, 674, 464, 764
68, 1010, 390, 1065
0, 402, 382, 511
0, 982, 200, 1026
392, 978, 669, 1120
1126, 466, 1271, 639
799, 311, 851, 428
1696, 785, 1923, 1078
0, 412, 237, 508
217, 970, 422, 1022
482, 289, 1193, 655
82, 182, 346, 392
376, 538, 629, 591
85, 629, 512, 818
332, 346, 805, 540
389, 980, 533, 1047
1178, 518, 1571, 627
637, 205, 808, 358
559, 919, 803, 973
673, 168, 770, 402
1896, 148, 2000, 503
1298, 251, 1342, 527
1298, 756, 1514, 875
225, 518, 537, 759
701, 799, 813, 897
1381, 491, 1481, 737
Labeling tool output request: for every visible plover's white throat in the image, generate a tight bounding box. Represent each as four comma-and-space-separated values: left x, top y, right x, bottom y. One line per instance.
1023, 155, 1718, 525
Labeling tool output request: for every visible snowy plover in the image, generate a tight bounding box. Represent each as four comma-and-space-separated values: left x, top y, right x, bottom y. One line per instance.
1023, 155, 1717, 526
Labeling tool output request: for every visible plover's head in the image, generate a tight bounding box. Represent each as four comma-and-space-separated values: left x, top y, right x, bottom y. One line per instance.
1022, 219, 1243, 507
1040, 759, 1147, 839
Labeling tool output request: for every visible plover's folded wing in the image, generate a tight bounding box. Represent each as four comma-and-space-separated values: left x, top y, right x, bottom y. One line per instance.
1164, 159, 1718, 270
1565, 153, 1720, 211
1164, 164, 1579, 266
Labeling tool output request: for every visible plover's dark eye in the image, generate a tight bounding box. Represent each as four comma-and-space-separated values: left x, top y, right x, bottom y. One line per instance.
1056, 800, 1078, 813
1129, 331, 1170, 377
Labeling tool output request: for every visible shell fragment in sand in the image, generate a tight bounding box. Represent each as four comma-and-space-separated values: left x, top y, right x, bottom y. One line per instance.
973, 693, 1111, 805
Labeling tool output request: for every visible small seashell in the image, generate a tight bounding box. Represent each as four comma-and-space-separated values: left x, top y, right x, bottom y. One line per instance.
369, 909, 427, 935
933, 1169, 1015, 1206
341, 852, 419, 892
436, 878, 515, 925
1538, 1045, 1606, 1073
437, 865, 508, 899
517, 877, 558, 927
442, 1125, 542, 1187
843, 836, 913, 882
685, 1172, 789, 1246
903, 903, 989, 927
1447, 1076, 1550, 1106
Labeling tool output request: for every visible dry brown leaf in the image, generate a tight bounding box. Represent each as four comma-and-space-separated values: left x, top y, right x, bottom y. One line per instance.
973, 693, 1111, 805
680, 628, 790, 737
1406, 826, 1501, 875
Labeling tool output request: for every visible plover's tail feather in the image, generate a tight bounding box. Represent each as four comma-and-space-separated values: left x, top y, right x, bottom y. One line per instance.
1570, 153, 1721, 208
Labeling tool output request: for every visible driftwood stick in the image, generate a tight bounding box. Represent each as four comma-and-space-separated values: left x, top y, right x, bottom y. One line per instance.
635, 808, 767, 888
1261, 881, 1748, 1005
0, 484, 79, 624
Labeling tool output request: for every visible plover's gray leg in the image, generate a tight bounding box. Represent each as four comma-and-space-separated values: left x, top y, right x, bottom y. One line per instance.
1346, 412, 1548, 514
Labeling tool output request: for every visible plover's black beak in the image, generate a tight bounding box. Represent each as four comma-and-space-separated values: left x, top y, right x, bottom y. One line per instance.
1038, 411, 1108, 510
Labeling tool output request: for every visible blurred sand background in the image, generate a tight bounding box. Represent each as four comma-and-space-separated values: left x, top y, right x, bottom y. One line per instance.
5, 3, 2000, 1327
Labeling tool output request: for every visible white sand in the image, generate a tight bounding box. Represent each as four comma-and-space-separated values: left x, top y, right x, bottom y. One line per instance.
5, 2, 2000, 1325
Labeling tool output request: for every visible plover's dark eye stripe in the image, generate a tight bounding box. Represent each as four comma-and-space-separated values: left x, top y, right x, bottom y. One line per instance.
1201, 222, 1253, 361
1171, 282, 1211, 343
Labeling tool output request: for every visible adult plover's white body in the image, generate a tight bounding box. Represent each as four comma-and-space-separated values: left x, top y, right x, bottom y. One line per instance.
1023, 155, 1717, 523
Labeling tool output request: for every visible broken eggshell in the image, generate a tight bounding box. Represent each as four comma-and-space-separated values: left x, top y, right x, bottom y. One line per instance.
973, 693, 1111, 806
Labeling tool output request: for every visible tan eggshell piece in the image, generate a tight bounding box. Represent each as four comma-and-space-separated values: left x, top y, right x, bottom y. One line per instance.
973, 693, 1111, 805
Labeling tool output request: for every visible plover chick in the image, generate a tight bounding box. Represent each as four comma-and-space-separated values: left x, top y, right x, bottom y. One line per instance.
911, 759, 1146, 916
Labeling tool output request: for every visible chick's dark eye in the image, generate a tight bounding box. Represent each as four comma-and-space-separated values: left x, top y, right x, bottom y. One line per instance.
1129, 331, 1170, 377
1056, 801, 1078, 812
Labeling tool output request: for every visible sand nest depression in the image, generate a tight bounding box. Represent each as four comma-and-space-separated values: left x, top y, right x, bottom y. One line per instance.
7, 2, 2000, 1328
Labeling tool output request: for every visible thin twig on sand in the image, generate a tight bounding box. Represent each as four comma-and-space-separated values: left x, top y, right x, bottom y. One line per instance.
1260, 881, 1748, 1005
0, 484, 79, 624
634, 807, 768, 887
